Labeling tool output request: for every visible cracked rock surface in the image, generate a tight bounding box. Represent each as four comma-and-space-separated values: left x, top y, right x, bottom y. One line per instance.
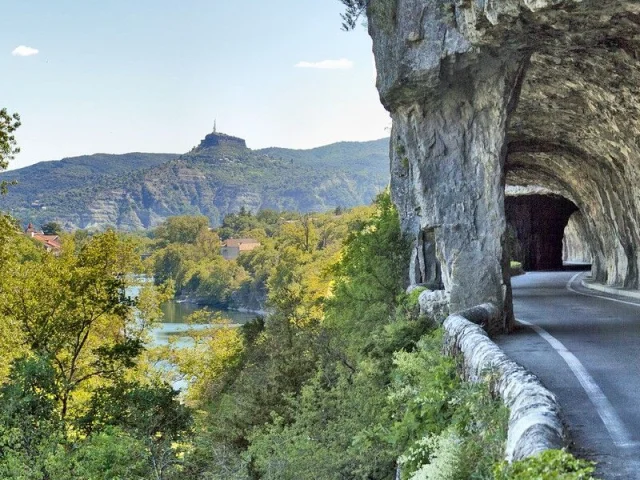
367, 0, 640, 330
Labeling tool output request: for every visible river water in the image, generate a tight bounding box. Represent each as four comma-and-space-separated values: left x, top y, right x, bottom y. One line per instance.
152, 300, 258, 347
127, 282, 259, 347
128, 282, 260, 391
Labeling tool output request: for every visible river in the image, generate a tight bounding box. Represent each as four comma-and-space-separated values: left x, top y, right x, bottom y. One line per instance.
127, 282, 260, 347
128, 282, 261, 391
151, 300, 258, 347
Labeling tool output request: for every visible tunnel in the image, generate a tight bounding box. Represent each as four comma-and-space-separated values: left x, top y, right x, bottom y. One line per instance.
366, 0, 640, 332
505, 194, 578, 271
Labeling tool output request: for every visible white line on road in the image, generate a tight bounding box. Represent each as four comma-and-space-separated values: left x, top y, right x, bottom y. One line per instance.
566, 272, 640, 308
517, 317, 637, 449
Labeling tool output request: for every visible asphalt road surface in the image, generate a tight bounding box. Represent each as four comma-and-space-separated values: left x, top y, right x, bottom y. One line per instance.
496, 271, 640, 479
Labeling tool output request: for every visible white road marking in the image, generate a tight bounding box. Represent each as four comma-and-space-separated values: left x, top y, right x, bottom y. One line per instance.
566, 272, 640, 308
518, 317, 637, 448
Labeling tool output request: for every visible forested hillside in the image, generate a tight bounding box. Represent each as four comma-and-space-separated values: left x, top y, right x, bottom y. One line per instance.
0, 134, 389, 231
0, 152, 177, 208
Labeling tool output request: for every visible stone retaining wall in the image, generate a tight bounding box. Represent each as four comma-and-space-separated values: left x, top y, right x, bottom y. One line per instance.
443, 304, 565, 461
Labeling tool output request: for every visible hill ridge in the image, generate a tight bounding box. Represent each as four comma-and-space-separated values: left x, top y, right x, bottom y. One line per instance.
0, 133, 390, 231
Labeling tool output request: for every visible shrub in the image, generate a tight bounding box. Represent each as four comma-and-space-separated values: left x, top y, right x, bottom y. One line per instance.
406, 286, 427, 309
406, 428, 464, 480
494, 449, 597, 480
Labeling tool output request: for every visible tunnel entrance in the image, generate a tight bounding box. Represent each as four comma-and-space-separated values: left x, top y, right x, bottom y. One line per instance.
505, 194, 578, 271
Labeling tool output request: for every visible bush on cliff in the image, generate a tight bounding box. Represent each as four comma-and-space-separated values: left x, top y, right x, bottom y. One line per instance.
494, 449, 597, 479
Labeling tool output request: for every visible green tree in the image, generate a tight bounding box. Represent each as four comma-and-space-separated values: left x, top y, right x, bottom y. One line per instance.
159, 310, 244, 402
218, 210, 263, 240
155, 215, 210, 245
279, 214, 318, 253
248, 363, 396, 480
152, 243, 192, 287
325, 190, 410, 355
79, 380, 192, 479
339, 0, 367, 30
194, 258, 249, 307
246, 192, 411, 480
0, 108, 20, 242
0, 356, 63, 479
48, 427, 152, 480
0, 108, 20, 194
0, 231, 148, 419
42, 221, 62, 235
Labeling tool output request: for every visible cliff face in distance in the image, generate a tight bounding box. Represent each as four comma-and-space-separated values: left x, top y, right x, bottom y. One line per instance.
0, 132, 390, 231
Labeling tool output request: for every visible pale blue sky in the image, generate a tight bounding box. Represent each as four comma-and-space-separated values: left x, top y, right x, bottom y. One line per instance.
1, 0, 390, 169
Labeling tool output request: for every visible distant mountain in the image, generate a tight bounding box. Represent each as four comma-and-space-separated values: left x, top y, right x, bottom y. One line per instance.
0, 153, 178, 211
0, 133, 390, 231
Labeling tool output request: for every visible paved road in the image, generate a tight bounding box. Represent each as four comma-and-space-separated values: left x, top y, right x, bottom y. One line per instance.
496, 271, 640, 479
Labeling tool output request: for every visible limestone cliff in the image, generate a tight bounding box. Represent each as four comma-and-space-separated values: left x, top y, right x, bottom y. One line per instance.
563, 212, 592, 264
366, 0, 640, 331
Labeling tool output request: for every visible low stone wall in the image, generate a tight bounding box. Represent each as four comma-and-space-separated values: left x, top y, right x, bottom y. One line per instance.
443, 304, 565, 462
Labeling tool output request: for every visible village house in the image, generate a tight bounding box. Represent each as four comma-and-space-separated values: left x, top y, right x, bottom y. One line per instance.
24, 223, 62, 255
220, 238, 260, 260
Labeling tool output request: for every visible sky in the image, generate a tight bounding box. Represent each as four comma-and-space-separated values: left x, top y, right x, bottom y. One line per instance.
1, 0, 390, 170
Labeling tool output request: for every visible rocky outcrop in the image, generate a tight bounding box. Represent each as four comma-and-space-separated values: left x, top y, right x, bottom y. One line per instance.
197, 132, 247, 150
367, 0, 640, 330
418, 289, 450, 324
443, 306, 565, 461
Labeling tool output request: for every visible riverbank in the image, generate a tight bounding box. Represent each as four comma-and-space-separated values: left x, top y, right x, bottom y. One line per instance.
173, 294, 267, 317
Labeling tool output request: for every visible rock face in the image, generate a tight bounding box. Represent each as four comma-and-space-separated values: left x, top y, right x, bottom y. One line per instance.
418, 289, 450, 324
197, 132, 247, 150
366, 0, 640, 330
505, 194, 577, 270
563, 212, 593, 264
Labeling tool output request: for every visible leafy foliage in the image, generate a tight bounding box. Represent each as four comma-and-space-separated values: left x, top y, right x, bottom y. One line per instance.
0, 108, 20, 166
325, 190, 410, 355
0, 173, 596, 479
154, 215, 210, 245
494, 450, 597, 480
0, 231, 146, 417
48, 427, 153, 480
0, 108, 20, 194
158, 310, 245, 402
0, 228, 191, 478
340, 0, 368, 30
0, 356, 62, 478
41, 221, 62, 235
393, 338, 508, 479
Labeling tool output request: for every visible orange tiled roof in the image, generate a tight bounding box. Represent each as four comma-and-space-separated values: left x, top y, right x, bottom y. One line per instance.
31, 233, 62, 251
